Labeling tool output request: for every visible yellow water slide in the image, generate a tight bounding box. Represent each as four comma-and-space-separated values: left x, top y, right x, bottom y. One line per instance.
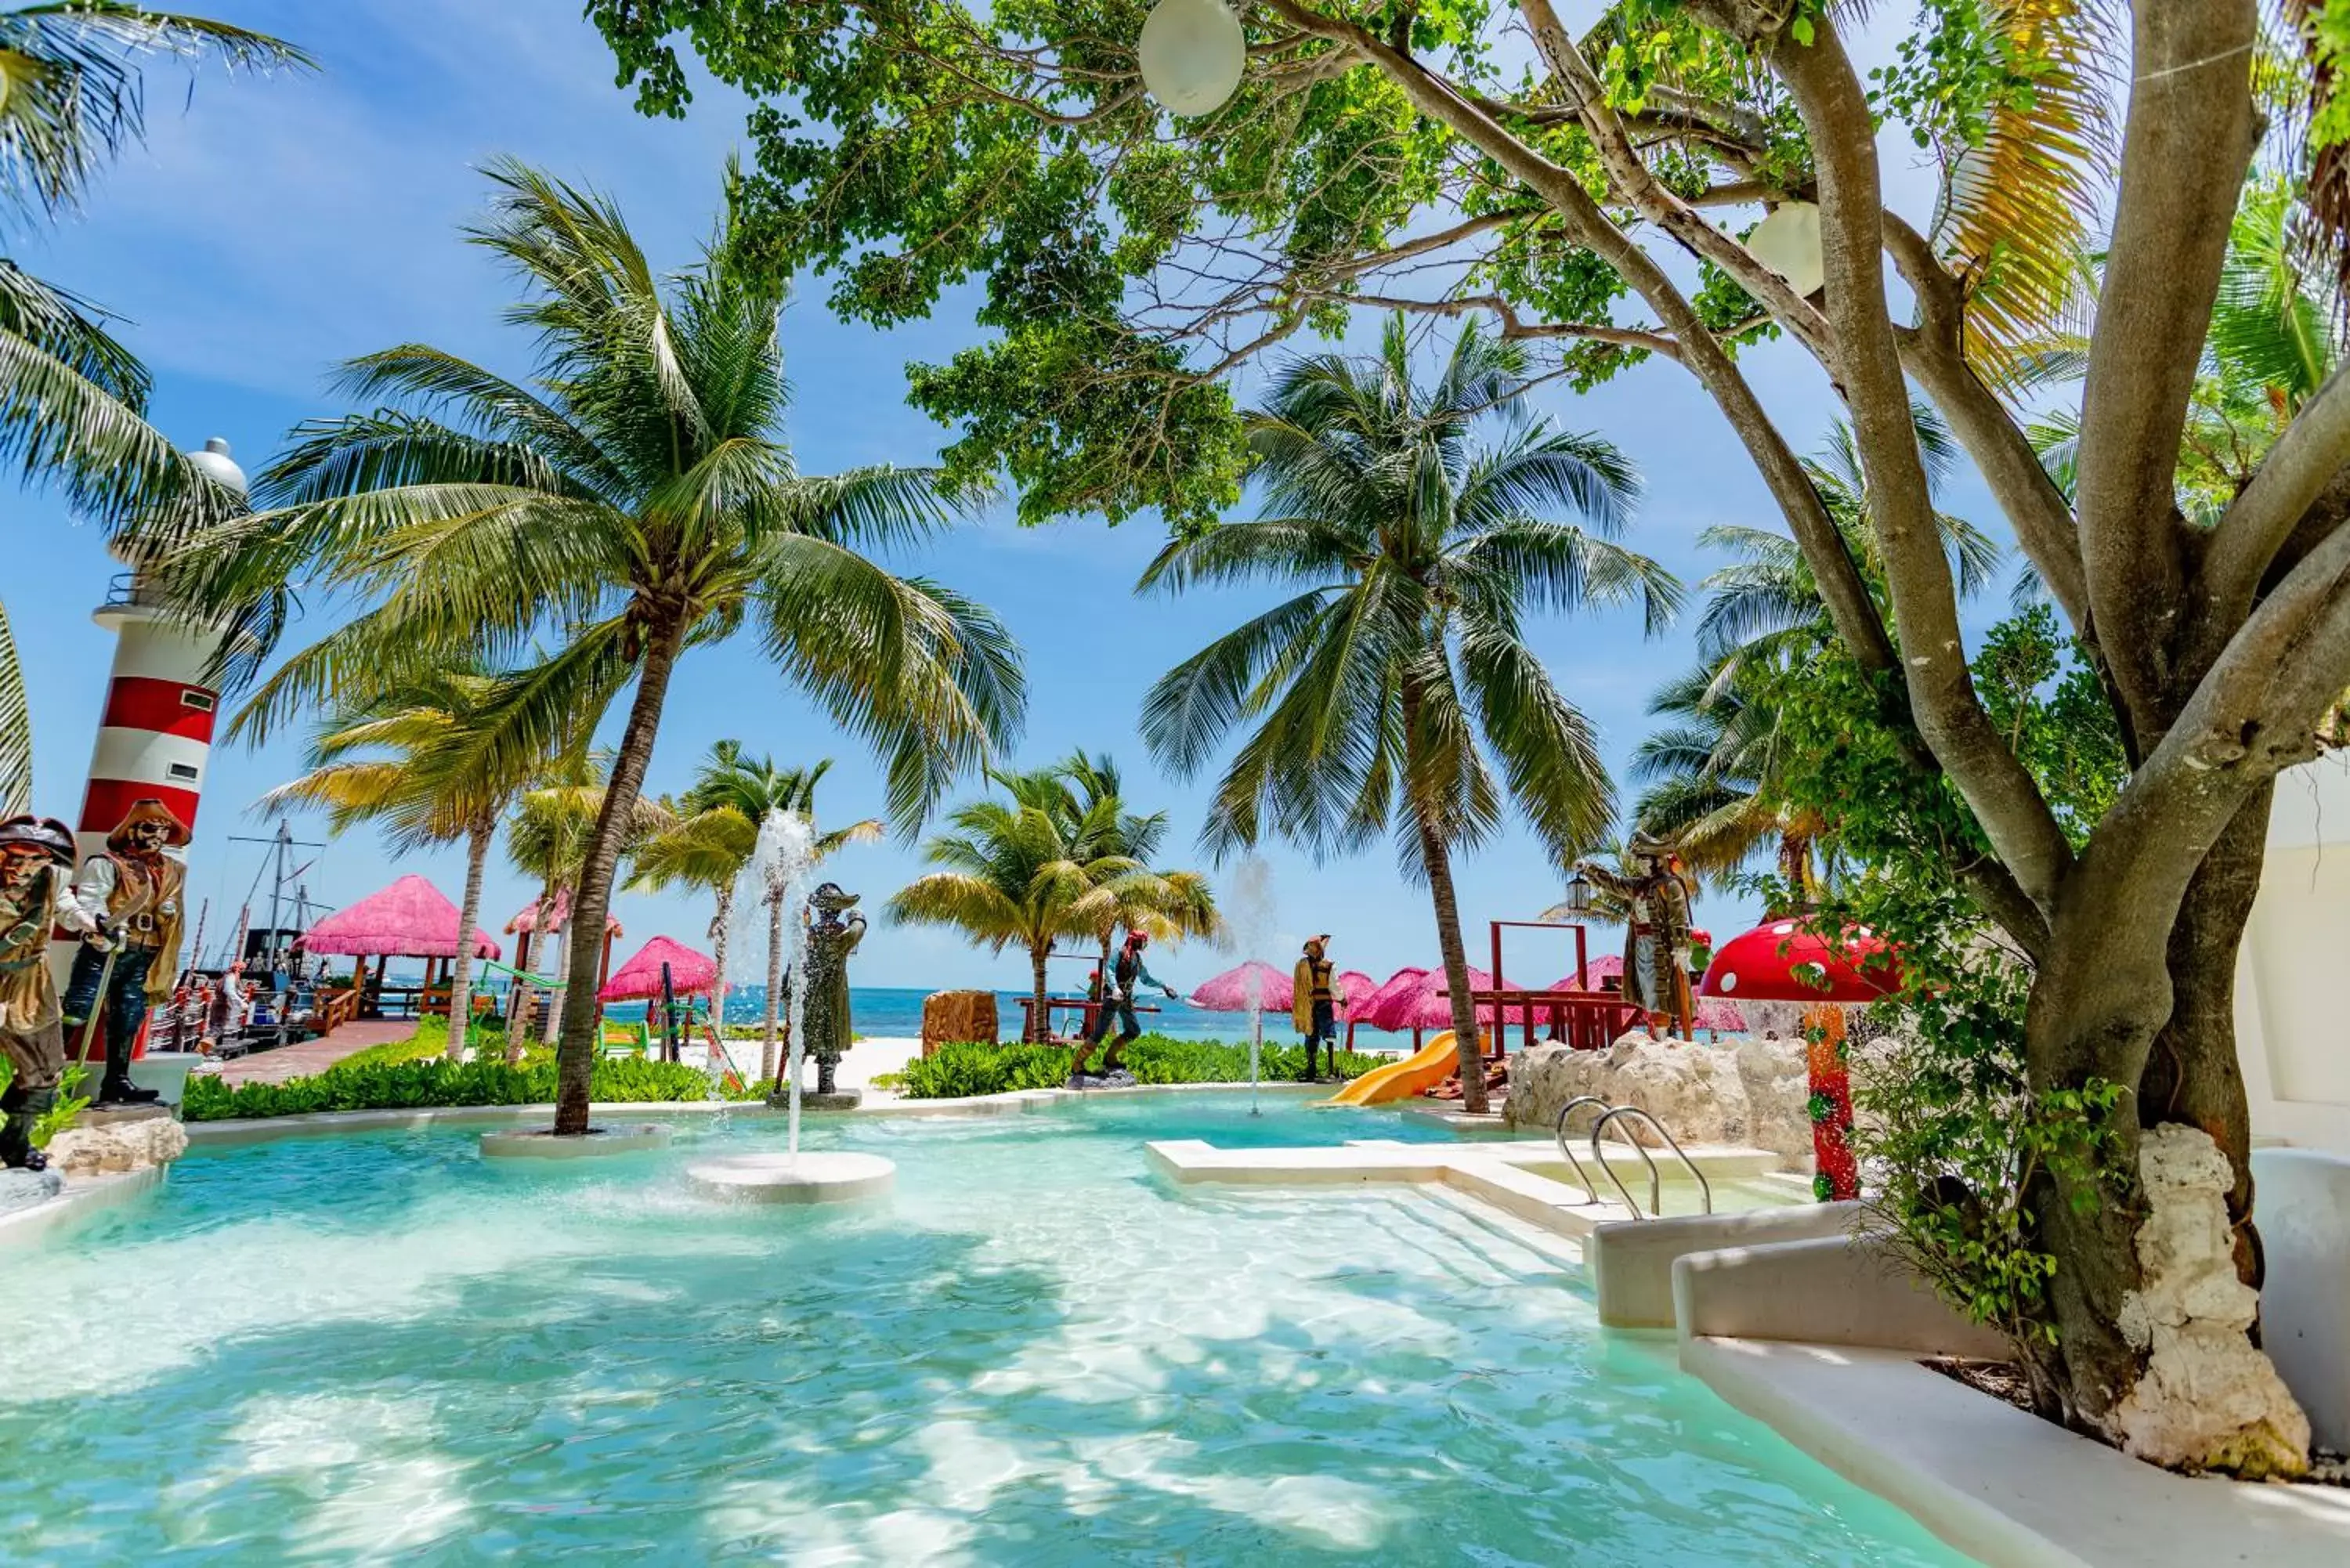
1327, 1030, 1460, 1106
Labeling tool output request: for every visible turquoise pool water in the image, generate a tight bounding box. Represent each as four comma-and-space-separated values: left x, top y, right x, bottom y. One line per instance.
1, 1094, 1971, 1565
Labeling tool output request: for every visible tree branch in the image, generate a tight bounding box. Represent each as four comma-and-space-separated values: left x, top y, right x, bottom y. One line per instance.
1255, 0, 1901, 684
1773, 20, 2074, 913
1884, 215, 2092, 638
1314, 287, 1684, 357
1517, 0, 1833, 360
2201, 361, 2350, 630
2072, 0, 2262, 749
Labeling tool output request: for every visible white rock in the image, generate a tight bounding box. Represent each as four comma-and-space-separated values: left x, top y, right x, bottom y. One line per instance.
2110, 1123, 2311, 1476
45, 1115, 188, 1178
1507, 1035, 1812, 1166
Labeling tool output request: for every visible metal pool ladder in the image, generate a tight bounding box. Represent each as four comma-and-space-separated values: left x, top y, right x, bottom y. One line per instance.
1551, 1095, 1616, 1202
1578, 1104, 1712, 1219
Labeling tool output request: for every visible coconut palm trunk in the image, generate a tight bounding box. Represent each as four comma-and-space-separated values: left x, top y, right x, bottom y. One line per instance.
708, 883, 733, 1057
510, 877, 555, 1064
445, 818, 491, 1061
761, 889, 786, 1086
540, 903, 569, 1046
553, 619, 688, 1135
1030, 943, 1053, 1044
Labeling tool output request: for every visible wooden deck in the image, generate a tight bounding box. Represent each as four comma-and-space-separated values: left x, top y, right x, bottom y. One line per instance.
213, 1020, 418, 1086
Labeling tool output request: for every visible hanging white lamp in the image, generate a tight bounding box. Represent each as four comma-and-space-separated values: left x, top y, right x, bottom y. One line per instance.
1138, 0, 1246, 117
1744, 201, 1824, 298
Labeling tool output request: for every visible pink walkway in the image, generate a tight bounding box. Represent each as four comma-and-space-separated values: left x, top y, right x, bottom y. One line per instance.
214, 1019, 418, 1086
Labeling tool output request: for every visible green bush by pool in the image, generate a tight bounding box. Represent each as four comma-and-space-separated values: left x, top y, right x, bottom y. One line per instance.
895, 1035, 1386, 1099
181, 1052, 757, 1122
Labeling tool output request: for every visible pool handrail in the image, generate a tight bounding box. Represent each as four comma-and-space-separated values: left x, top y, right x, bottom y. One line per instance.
1551, 1094, 1614, 1204
1589, 1105, 1713, 1219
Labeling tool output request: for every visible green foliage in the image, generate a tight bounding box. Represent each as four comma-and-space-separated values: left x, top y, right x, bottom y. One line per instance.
895, 1035, 1387, 1099
1752, 613, 2130, 1357
0, 1060, 94, 1147
1972, 605, 2125, 842
180, 1051, 748, 1122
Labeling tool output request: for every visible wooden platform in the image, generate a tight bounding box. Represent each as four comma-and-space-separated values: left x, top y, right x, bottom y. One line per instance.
212, 1020, 418, 1086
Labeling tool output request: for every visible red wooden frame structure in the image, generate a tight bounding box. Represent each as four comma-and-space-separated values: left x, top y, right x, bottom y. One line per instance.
1465, 918, 1658, 1059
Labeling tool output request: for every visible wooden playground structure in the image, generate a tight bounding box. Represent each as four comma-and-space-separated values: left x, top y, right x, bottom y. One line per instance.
1462, 918, 1675, 1060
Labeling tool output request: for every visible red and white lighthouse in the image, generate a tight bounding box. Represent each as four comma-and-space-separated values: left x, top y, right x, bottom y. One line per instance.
70, 436, 246, 862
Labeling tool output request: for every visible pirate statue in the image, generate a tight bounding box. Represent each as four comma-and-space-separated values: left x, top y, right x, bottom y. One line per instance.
800, 882, 866, 1096
1, 817, 104, 1170
1572, 834, 1696, 1034
63, 799, 190, 1105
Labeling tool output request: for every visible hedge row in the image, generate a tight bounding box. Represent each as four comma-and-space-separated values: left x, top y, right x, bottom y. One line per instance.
895, 1035, 1386, 1099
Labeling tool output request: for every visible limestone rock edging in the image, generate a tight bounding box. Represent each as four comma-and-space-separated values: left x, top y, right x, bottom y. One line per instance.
45, 1115, 189, 1177
1506, 1035, 1813, 1169
2111, 1123, 2311, 1476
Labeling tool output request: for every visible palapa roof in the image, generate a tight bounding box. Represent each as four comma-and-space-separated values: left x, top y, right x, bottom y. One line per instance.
504, 885, 622, 938
598, 935, 718, 1002
298, 874, 502, 960
1186, 959, 1292, 1013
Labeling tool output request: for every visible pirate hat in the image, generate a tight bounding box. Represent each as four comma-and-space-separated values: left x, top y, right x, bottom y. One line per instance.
106, 797, 191, 851
0, 815, 76, 865
809, 881, 860, 910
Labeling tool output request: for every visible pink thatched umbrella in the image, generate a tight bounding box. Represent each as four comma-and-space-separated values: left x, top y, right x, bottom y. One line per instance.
1359, 966, 1430, 1034
598, 936, 718, 1002
504, 886, 623, 937
1333, 970, 1379, 1016
299, 875, 501, 959
1187, 959, 1292, 1013
1365, 966, 1499, 1032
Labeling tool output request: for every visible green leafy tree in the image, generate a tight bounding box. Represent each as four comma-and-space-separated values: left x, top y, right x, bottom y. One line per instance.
258, 660, 577, 1061
631, 742, 882, 1080
1139, 318, 1675, 1113
168, 161, 1022, 1135
0, 3, 307, 810
604, 2, 2350, 1468
1052, 748, 1222, 979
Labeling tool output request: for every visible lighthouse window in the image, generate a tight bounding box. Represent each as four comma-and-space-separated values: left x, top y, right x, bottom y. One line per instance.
166, 762, 200, 782
179, 690, 215, 712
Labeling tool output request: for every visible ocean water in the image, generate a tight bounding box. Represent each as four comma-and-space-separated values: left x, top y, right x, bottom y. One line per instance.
605, 985, 1423, 1049
0, 1094, 1970, 1564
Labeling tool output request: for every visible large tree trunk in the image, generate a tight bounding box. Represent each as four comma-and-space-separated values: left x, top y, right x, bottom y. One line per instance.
444, 819, 491, 1062
2021, 782, 2306, 1474
1415, 815, 1488, 1115
553, 616, 689, 1136
761, 891, 785, 1086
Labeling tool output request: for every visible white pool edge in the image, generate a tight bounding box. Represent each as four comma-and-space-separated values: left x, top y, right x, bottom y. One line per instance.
1680, 1336, 2350, 1567
0, 1166, 164, 1250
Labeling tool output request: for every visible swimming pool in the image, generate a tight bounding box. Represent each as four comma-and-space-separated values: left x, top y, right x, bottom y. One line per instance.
2, 1094, 1969, 1564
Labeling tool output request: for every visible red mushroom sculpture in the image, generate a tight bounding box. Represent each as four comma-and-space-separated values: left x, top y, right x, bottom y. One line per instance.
1699, 919, 1902, 1201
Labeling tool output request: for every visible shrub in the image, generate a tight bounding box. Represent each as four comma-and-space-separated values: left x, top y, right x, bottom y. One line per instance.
895, 1035, 1386, 1099
181, 1050, 754, 1122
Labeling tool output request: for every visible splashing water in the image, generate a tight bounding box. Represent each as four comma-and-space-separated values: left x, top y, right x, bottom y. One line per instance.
741, 810, 819, 1156
1226, 855, 1275, 1114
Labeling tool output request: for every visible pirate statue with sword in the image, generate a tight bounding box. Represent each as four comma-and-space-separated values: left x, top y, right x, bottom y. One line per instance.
0, 816, 105, 1170
62, 799, 190, 1106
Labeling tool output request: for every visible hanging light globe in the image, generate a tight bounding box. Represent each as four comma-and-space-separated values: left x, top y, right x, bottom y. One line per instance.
1745, 201, 1824, 298
1138, 0, 1246, 117
1562, 872, 1595, 919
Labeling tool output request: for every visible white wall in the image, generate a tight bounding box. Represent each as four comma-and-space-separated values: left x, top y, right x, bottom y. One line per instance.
2238, 753, 2350, 1153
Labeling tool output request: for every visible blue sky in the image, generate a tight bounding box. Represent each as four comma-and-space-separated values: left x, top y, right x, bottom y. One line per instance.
9, 1, 1986, 992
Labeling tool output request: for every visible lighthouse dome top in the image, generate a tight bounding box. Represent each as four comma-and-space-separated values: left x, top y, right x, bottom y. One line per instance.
185, 435, 248, 497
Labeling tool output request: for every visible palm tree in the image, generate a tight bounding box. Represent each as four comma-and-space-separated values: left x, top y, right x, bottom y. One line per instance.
0, 5, 308, 811
169, 163, 1022, 1134
1053, 749, 1221, 980
1138, 317, 1678, 1113
887, 766, 1149, 1042
1629, 657, 1830, 909
631, 742, 880, 1082
257, 661, 555, 1060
